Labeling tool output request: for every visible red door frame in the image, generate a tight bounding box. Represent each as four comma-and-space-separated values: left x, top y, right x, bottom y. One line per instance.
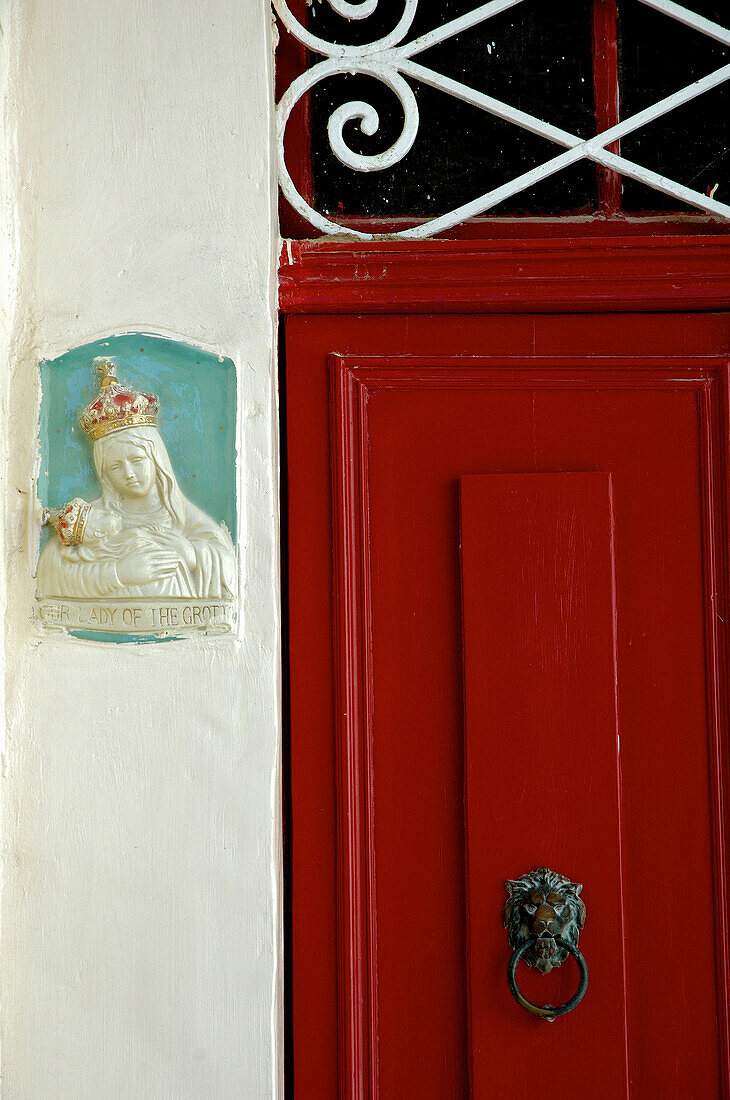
280, 233, 730, 1097
280, 235, 730, 315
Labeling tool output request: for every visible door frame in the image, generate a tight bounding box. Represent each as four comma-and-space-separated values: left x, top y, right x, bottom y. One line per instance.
280, 233, 730, 1097
280, 235, 730, 315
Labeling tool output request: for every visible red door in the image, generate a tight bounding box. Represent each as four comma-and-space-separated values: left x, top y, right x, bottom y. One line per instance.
285, 311, 730, 1097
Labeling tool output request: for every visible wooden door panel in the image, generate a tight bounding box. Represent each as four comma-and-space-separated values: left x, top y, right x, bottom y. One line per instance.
286, 314, 730, 1098
461, 473, 627, 1097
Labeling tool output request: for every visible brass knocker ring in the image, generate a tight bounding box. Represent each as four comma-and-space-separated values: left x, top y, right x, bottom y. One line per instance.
507, 936, 589, 1021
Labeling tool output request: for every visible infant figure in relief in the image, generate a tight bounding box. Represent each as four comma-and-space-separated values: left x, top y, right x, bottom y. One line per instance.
43, 496, 121, 555
43, 497, 169, 564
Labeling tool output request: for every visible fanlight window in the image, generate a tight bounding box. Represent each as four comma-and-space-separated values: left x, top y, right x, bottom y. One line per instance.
274, 0, 730, 237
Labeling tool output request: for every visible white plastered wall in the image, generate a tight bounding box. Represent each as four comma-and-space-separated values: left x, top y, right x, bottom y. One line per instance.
1, 1, 281, 1096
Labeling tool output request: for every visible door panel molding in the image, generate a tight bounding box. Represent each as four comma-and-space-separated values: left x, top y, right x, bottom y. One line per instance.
330, 355, 379, 1100
700, 375, 730, 1092
328, 350, 730, 1097
460, 472, 628, 1097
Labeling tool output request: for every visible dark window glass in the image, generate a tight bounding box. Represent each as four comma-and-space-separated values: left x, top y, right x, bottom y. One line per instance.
618, 0, 729, 211
310, 0, 597, 218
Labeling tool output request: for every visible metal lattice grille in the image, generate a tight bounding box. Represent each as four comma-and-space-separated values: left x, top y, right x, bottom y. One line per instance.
275, 0, 730, 237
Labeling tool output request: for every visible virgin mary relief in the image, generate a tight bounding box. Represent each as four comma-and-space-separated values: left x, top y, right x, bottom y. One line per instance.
37, 357, 236, 635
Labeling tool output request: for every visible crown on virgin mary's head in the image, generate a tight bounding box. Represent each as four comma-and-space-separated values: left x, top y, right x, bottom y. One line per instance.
80, 356, 159, 442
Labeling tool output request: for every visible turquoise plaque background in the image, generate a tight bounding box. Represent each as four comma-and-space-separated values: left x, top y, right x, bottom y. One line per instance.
39, 334, 237, 554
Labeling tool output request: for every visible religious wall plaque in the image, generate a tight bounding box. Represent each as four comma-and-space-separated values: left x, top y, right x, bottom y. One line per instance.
36, 335, 237, 639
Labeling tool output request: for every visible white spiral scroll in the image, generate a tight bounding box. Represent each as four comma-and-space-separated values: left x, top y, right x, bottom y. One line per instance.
328, 0, 379, 18
277, 59, 419, 235
327, 73, 418, 173
272, 0, 418, 58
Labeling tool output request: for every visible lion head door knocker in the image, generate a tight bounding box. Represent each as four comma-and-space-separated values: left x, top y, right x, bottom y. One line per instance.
504, 868, 588, 1021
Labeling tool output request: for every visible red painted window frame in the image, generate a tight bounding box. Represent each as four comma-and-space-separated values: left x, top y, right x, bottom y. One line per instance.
275, 0, 728, 238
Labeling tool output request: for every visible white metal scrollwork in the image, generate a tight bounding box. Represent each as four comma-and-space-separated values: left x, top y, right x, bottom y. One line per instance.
274, 0, 730, 236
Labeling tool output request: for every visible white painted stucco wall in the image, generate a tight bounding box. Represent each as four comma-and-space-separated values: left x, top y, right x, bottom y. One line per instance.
1, 1, 281, 1096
